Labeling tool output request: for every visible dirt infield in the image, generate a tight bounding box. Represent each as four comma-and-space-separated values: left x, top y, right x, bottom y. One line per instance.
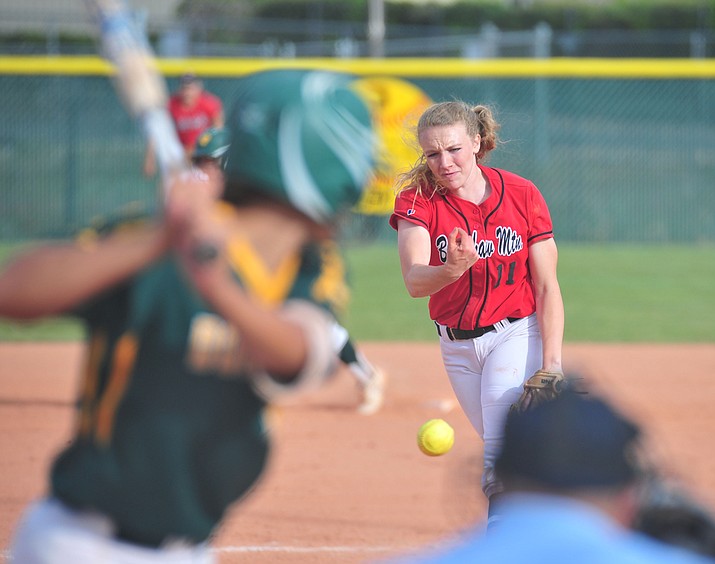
1, 341, 714, 563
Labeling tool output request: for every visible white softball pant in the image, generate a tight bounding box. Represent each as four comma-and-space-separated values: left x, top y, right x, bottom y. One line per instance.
436, 314, 542, 498
10, 498, 214, 564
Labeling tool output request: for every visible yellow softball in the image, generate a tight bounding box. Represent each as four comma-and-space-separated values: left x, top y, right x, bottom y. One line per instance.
417, 418, 455, 456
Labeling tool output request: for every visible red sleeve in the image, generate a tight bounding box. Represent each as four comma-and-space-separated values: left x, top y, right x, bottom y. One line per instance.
389, 188, 432, 231
526, 183, 554, 245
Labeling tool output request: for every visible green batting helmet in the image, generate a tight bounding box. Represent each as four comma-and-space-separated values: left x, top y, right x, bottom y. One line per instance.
193, 127, 231, 165
224, 69, 376, 223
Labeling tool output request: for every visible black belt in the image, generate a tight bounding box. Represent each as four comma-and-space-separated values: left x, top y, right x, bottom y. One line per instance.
436, 317, 521, 341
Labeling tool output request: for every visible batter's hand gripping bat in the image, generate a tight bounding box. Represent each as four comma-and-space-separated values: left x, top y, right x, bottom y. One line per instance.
84, 0, 186, 193
84, 0, 218, 261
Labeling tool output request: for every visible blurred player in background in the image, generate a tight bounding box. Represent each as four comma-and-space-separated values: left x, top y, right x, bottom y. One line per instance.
192, 125, 385, 415
0, 68, 377, 563
330, 321, 385, 415
189, 126, 230, 196
143, 72, 224, 178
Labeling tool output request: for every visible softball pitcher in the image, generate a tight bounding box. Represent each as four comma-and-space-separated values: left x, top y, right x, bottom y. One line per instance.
389, 100, 564, 524
0, 69, 377, 563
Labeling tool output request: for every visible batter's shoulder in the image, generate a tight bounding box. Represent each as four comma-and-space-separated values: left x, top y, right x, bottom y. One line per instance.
80, 201, 155, 239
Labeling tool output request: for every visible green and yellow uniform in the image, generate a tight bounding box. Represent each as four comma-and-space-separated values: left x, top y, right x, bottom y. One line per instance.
50, 214, 347, 547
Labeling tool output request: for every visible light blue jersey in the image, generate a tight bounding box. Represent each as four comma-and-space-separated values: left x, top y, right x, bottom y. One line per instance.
394, 494, 714, 564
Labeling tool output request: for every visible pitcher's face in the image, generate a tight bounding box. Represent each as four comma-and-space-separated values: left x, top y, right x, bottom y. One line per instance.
419, 122, 480, 192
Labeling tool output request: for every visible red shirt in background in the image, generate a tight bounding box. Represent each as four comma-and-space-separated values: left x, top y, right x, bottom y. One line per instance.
168, 91, 223, 153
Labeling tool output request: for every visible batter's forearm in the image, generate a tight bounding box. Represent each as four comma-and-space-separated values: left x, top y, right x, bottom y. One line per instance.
190, 274, 309, 378
0, 225, 169, 319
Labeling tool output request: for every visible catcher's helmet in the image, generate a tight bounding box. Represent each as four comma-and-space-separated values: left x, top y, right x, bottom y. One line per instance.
193, 127, 230, 166
223, 69, 376, 223
496, 392, 641, 489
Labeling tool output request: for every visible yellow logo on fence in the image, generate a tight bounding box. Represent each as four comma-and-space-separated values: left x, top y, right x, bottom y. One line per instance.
351, 76, 432, 215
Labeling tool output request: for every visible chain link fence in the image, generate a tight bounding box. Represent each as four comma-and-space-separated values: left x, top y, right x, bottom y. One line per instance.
1, 60, 714, 244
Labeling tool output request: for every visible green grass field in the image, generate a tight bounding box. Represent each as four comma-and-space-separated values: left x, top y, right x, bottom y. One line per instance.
1, 242, 714, 342
344, 243, 715, 343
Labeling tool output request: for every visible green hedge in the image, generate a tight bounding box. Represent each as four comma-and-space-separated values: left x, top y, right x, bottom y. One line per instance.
244, 0, 713, 32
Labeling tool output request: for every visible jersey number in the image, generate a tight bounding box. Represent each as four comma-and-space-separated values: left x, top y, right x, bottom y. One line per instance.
493, 261, 516, 288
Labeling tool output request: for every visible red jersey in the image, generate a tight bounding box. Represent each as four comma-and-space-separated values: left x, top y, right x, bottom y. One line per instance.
389, 165, 554, 329
168, 91, 223, 151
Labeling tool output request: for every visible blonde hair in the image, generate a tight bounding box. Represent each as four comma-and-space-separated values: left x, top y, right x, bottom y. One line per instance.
395, 101, 500, 195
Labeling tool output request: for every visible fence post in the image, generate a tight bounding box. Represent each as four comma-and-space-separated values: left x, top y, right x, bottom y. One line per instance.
368, 0, 385, 58
690, 31, 706, 58
534, 21, 552, 58
533, 23, 552, 166
480, 23, 500, 58
46, 22, 59, 55
462, 24, 498, 59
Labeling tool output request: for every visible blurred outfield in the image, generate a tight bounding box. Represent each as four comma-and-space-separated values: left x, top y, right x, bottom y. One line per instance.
1, 242, 713, 343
